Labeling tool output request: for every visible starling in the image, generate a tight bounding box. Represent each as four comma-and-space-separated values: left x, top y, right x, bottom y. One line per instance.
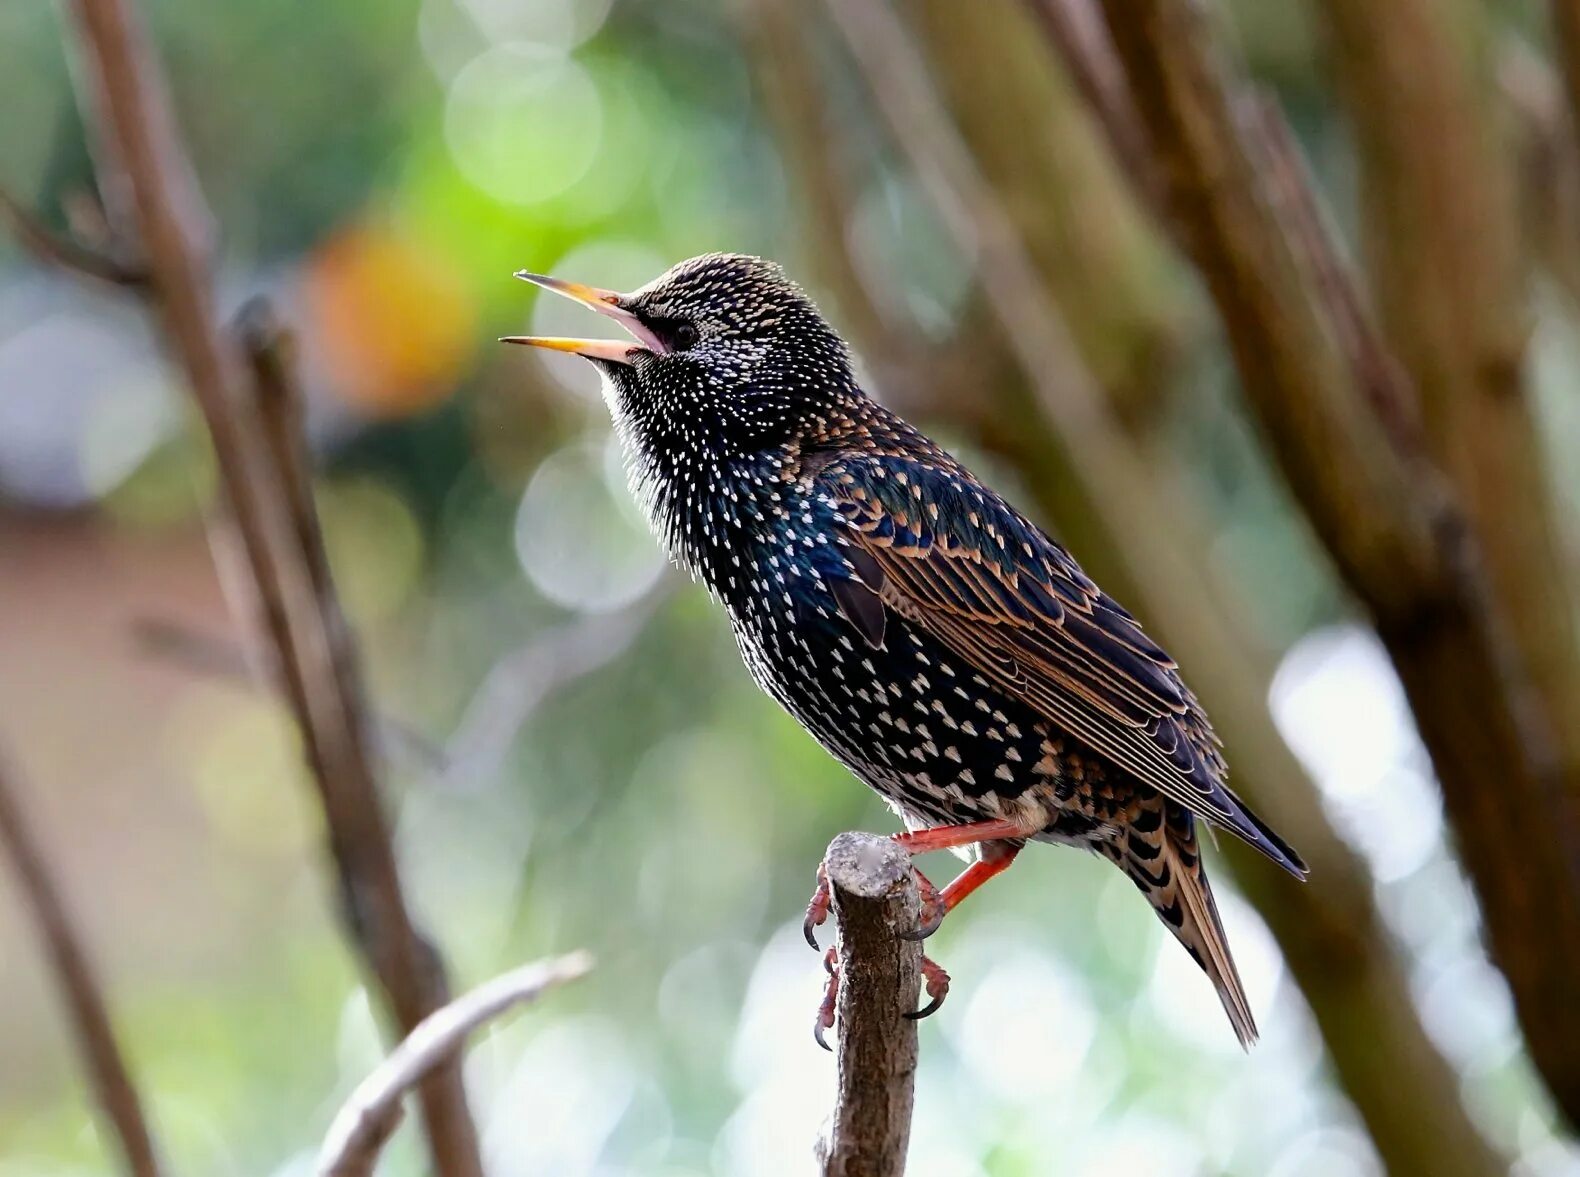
504, 253, 1306, 1048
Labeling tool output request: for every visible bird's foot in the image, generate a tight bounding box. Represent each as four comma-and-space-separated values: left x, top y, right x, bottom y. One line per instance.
803, 861, 831, 950
906, 955, 952, 1020
807, 856, 943, 947
812, 944, 951, 1047
814, 946, 840, 1051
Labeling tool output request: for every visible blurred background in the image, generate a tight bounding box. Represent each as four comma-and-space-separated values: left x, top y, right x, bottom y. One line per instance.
2, 0, 1579, 1174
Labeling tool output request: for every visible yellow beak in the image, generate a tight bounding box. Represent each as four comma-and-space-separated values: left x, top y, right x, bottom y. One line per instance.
500, 270, 668, 362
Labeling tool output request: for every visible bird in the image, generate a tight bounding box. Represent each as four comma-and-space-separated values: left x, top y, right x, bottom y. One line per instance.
503, 252, 1307, 1048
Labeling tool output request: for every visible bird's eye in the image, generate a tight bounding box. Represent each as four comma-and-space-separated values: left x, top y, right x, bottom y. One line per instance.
670, 321, 700, 351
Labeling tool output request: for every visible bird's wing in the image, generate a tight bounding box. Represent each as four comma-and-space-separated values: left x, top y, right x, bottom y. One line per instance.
815, 451, 1306, 878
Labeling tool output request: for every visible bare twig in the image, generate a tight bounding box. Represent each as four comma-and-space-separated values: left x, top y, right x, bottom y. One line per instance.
41, 1, 484, 1170
815, 833, 920, 1177
317, 951, 594, 1177
0, 752, 163, 1177
0, 186, 146, 286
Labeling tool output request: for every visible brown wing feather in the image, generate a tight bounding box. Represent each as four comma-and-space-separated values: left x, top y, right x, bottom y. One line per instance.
820, 454, 1306, 877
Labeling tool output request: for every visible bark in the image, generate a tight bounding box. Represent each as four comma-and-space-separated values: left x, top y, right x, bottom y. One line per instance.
815, 832, 921, 1177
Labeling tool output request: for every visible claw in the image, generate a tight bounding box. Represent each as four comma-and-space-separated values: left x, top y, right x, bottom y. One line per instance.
814, 946, 840, 1050
804, 861, 831, 950
905, 955, 951, 1020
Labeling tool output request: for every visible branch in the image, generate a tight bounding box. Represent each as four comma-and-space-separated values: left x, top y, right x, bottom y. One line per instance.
0, 752, 163, 1177
0, 186, 146, 286
1020, 0, 1166, 218
317, 951, 594, 1177
1500, 39, 1580, 307
815, 833, 920, 1177
43, 1, 484, 1170
1088, 0, 1580, 1127
1313, 0, 1580, 803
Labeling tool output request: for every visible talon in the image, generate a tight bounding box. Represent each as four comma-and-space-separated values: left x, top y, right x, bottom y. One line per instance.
804, 861, 831, 950
814, 946, 840, 1050
905, 954, 951, 1020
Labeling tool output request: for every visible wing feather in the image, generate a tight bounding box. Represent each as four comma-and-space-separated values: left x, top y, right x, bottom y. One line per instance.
820, 454, 1305, 878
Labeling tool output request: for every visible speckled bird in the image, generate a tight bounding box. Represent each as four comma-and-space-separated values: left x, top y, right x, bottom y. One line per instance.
504, 253, 1306, 1048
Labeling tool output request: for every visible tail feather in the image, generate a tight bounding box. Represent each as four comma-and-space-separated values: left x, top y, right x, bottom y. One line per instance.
1105, 800, 1258, 1048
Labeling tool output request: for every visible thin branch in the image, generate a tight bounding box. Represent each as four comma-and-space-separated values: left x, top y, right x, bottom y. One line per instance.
317, 951, 594, 1177
0, 752, 163, 1177
43, 1, 485, 1169
0, 186, 147, 286
814, 833, 920, 1177
1091, 0, 1580, 1127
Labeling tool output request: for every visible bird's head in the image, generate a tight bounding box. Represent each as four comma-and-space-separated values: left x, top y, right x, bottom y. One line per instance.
503, 253, 858, 465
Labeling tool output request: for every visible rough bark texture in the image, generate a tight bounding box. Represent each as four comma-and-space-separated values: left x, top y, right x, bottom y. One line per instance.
1093, 0, 1580, 1126
816, 833, 921, 1177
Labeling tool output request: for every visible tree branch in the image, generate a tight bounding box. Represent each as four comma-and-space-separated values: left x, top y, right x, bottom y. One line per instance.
39, 2, 485, 1170
1315, 0, 1580, 766
815, 832, 920, 1177
317, 951, 594, 1177
0, 751, 163, 1177
1086, 0, 1580, 1125
1020, 0, 1166, 219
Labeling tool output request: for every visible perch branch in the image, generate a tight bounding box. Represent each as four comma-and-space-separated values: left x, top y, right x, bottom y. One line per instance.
318, 951, 593, 1177
815, 833, 921, 1177
0, 752, 163, 1177
41, 1, 484, 1170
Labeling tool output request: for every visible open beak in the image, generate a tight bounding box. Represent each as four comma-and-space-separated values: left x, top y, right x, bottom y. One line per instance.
500, 271, 667, 363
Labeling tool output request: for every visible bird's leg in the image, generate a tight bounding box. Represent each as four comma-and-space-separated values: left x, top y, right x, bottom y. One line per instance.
814, 945, 840, 1051
900, 842, 1023, 941
892, 817, 1028, 856
890, 818, 1029, 939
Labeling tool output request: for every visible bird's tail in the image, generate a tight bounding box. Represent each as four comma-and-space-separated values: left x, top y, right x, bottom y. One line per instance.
1102, 799, 1257, 1048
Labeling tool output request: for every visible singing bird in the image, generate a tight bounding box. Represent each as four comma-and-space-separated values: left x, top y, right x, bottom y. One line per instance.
505, 253, 1306, 1047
